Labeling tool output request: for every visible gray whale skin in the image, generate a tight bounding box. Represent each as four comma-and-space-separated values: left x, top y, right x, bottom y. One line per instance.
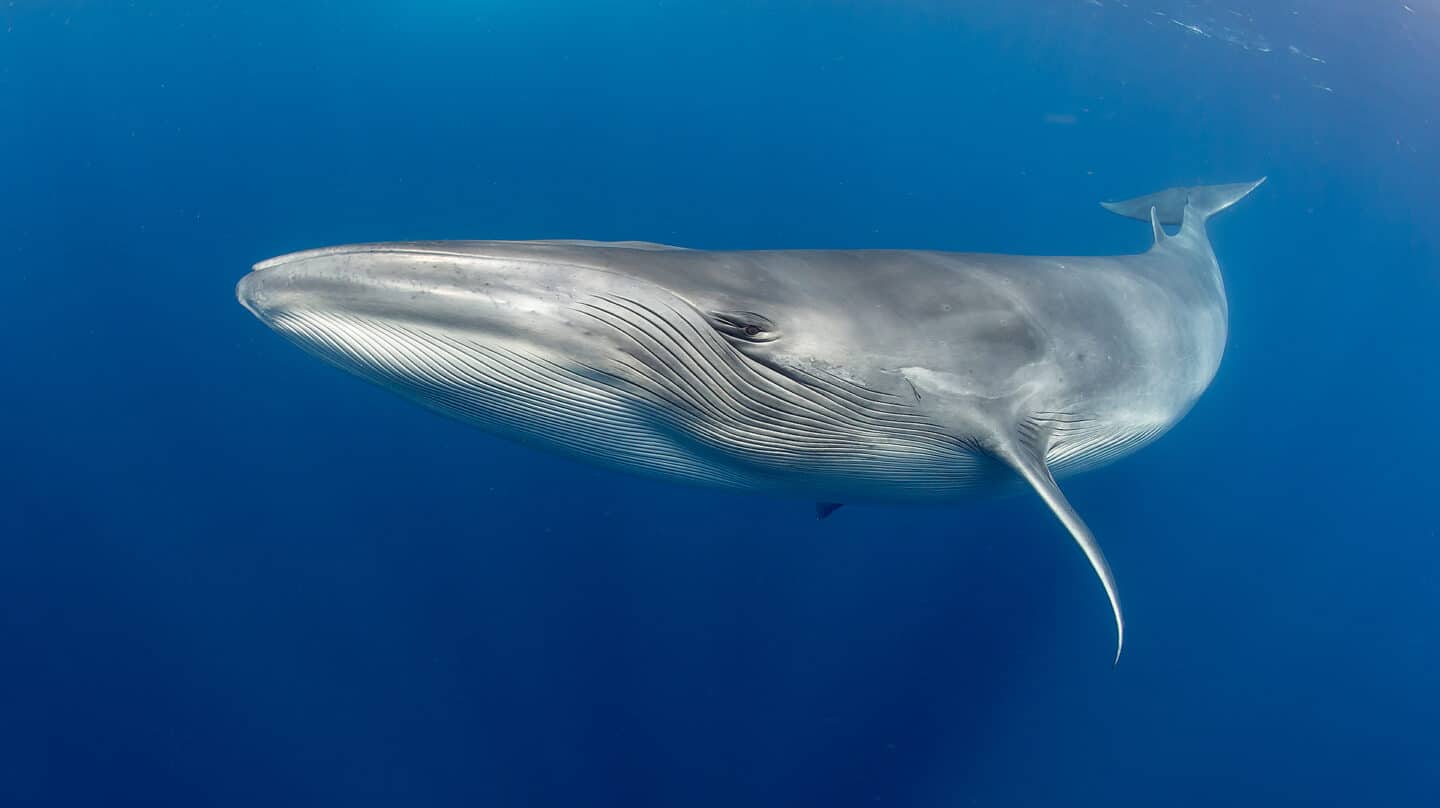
238, 179, 1264, 664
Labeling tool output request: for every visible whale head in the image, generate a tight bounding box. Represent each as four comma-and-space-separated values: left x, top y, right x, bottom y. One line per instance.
236, 240, 980, 500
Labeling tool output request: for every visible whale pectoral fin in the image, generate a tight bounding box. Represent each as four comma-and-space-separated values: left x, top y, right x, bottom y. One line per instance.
994, 440, 1125, 666
815, 502, 845, 520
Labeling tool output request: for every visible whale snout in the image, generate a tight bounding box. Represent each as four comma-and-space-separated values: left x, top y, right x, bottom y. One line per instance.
236, 248, 349, 325
233, 242, 700, 389
236, 265, 278, 321
237, 245, 419, 326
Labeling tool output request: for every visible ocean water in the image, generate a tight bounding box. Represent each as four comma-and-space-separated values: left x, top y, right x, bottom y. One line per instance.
3, 1, 1437, 805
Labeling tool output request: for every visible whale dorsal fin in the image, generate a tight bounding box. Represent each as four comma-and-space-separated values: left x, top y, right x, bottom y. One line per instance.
993, 435, 1124, 666
1150, 206, 1166, 246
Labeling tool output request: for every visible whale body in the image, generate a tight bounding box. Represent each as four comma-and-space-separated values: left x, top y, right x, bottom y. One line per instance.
237, 179, 1264, 662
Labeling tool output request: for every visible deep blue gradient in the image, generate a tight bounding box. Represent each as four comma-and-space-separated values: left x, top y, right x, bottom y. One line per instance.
3, 2, 1437, 805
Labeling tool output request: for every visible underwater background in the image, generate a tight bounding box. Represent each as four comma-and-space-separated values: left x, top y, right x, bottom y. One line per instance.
3, 1, 1437, 805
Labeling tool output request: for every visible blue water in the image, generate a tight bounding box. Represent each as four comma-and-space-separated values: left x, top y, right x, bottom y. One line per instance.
3, 1, 1437, 805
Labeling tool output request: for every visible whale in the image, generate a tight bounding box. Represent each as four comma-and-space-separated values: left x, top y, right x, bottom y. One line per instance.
237, 179, 1264, 662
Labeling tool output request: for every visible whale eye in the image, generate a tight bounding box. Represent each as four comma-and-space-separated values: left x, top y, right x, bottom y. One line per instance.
708, 310, 778, 343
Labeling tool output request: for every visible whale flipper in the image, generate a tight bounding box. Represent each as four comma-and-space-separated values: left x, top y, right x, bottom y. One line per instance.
995, 438, 1124, 667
